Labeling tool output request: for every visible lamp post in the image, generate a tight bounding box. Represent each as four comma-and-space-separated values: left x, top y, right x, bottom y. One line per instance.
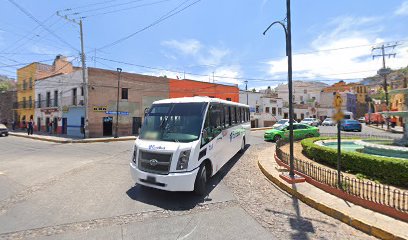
263, 0, 295, 178
114, 68, 122, 138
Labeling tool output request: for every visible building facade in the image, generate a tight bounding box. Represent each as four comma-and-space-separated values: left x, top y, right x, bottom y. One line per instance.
0, 90, 17, 126
15, 55, 75, 128
169, 79, 239, 102
87, 68, 170, 138
34, 71, 84, 137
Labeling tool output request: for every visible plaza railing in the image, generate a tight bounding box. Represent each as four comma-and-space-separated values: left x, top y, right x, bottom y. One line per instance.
275, 136, 408, 214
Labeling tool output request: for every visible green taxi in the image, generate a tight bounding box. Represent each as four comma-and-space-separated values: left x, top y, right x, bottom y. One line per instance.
264, 123, 320, 142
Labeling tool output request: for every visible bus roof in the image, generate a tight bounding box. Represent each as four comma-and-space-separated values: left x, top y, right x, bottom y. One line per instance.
153, 96, 249, 107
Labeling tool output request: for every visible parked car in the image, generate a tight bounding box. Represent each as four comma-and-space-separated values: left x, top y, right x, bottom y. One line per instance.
272, 119, 297, 129
364, 113, 385, 124
300, 118, 320, 126
0, 124, 9, 136
358, 117, 365, 123
322, 117, 336, 126
340, 120, 362, 132
264, 123, 320, 142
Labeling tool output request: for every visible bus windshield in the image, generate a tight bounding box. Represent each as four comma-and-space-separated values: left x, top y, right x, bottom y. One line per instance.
140, 102, 208, 142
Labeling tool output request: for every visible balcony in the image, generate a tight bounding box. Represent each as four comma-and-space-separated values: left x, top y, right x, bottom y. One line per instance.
13, 101, 34, 109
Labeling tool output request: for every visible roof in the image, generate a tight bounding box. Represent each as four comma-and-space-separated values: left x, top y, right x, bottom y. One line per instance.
153, 96, 249, 107
35, 72, 65, 81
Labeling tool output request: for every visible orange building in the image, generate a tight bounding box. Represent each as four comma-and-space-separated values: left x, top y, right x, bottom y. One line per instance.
169, 79, 239, 102
322, 80, 358, 93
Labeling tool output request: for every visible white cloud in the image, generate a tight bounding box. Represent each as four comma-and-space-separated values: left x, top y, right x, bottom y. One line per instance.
395, 1, 408, 15
161, 39, 202, 55
30, 45, 71, 57
266, 16, 408, 81
197, 47, 230, 66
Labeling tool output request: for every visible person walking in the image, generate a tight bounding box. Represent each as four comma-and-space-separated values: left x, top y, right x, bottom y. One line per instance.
27, 119, 34, 135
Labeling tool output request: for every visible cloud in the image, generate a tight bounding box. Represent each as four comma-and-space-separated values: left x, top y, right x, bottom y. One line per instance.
266, 16, 408, 81
395, 1, 408, 15
161, 39, 202, 55
30, 45, 71, 57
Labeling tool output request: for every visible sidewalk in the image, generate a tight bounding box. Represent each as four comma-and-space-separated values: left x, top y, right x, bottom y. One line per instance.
258, 155, 408, 240
366, 124, 404, 134
8, 131, 136, 143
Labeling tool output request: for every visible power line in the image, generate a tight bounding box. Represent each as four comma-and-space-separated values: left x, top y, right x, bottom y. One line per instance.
81, 0, 175, 19
61, 0, 123, 12
7, 0, 79, 52
97, 0, 201, 50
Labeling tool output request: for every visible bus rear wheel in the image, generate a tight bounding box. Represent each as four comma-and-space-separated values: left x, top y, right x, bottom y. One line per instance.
194, 164, 207, 196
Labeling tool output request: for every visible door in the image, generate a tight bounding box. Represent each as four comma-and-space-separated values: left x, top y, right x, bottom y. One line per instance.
62, 118, 67, 134
132, 117, 142, 135
53, 117, 58, 134
45, 118, 50, 132
103, 117, 113, 136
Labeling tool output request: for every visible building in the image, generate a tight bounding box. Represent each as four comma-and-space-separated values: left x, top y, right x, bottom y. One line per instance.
34, 71, 84, 137
322, 80, 358, 93
15, 55, 75, 128
0, 90, 17, 126
169, 79, 239, 102
87, 67, 170, 138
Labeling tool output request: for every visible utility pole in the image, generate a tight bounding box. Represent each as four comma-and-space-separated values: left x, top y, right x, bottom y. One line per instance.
264, 0, 296, 179
244, 80, 249, 105
57, 12, 89, 138
115, 68, 122, 138
372, 43, 399, 130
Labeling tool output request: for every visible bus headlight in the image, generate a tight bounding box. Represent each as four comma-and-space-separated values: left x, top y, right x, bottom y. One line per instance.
176, 150, 191, 170
132, 147, 138, 164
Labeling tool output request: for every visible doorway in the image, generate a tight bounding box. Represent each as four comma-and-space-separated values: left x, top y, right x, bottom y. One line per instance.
37, 117, 41, 131
132, 117, 142, 135
62, 118, 67, 134
103, 117, 113, 136
45, 117, 50, 132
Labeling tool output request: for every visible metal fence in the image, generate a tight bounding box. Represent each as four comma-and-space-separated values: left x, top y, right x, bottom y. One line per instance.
276, 139, 408, 213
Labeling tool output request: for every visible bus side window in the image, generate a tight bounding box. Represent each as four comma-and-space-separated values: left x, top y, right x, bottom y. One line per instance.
210, 104, 222, 137
201, 109, 213, 146
231, 106, 236, 125
224, 105, 230, 128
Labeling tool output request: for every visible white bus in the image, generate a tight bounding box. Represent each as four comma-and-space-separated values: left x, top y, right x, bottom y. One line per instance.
130, 97, 251, 195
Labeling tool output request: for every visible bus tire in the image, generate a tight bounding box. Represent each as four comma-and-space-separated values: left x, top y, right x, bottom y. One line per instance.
239, 137, 246, 153
194, 164, 207, 196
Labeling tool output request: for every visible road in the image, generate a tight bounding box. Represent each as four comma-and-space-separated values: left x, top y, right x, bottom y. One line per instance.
0, 128, 383, 239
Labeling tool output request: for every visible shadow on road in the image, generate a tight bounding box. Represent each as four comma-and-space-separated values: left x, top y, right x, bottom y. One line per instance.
126, 145, 250, 211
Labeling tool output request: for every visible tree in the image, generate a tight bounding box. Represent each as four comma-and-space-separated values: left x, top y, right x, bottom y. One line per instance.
251, 88, 256, 92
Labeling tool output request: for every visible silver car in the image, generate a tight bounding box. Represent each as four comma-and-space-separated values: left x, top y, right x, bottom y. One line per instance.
0, 124, 9, 136
322, 118, 336, 126
300, 118, 320, 126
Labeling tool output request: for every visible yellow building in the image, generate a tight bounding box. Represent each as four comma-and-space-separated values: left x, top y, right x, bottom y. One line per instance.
15, 55, 74, 127
355, 84, 368, 104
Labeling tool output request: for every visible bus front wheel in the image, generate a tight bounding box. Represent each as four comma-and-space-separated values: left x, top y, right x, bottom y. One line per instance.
194, 164, 207, 196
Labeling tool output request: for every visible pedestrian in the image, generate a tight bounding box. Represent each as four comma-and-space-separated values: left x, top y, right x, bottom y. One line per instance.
27, 119, 34, 135
391, 117, 397, 128
49, 121, 53, 134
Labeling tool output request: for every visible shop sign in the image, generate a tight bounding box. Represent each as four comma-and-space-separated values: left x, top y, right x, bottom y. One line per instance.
93, 106, 107, 112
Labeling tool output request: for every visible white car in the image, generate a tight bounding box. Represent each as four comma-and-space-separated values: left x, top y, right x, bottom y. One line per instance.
272, 119, 297, 129
300, 118, 320, 126
322, 118, 336, 126
0, 124, 9, 136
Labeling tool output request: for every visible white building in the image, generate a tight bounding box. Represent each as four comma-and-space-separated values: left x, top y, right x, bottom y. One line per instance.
276, 81, 328, 105
34, 70, 85, 137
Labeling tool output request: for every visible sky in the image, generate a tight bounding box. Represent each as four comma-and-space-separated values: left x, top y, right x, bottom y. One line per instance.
0, 0, 408, 91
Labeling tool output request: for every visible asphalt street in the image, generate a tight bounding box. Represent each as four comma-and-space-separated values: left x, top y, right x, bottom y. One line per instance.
0, 126, 394, 239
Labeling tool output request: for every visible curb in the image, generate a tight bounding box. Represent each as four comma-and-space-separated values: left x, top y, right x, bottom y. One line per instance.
8, 132, 136, 144
257, 160, 406, 240
366, 125, 404, 134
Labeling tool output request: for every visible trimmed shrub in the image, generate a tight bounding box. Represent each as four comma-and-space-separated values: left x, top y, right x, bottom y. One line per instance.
301, 137, 408, 188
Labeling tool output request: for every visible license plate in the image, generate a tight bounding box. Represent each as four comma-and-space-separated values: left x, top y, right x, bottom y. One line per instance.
146, 176, 156, 183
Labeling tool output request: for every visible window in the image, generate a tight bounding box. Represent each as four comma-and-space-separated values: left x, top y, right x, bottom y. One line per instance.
28, 96, 32, 108
37, 94, 41, 108
23, 80, 27, 90
272, 107, 276, 115
29, 78, 33, 89
231, 106, 236, 124
46, 92, 51, 107
237, 107, 242, 123
301, 113, 304, 119
121, 88, 128, 100
22, 97, 26, 108
278, 108, 282, 116
54, 90, 58, 107
72, 88, 77, 105
81, 86, 84, 96
226, 98, 231, 101
224, 105, 230, 127
265, 107, 270, 113
256, 106, 259, 113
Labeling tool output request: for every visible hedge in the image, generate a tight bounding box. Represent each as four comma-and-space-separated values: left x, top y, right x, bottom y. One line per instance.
300, 137, 408, 188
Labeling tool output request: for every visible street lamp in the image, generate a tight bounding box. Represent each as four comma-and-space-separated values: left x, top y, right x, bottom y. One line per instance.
114, 67, 122, 138
263, 0, 295, 178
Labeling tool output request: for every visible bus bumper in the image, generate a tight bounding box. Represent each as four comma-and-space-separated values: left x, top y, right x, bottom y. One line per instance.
130, 163, 199, 192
